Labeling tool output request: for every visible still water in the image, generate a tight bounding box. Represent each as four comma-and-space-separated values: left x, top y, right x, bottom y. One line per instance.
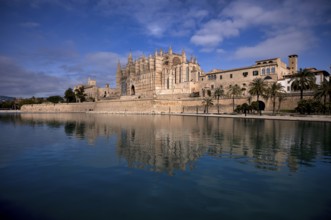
0, 113, 330, 220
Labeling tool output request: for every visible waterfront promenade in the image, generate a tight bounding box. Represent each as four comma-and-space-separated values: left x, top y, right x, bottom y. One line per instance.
2, 110, 331, 122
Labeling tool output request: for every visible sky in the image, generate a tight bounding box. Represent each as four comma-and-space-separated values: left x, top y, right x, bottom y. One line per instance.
1, 0, 331, 98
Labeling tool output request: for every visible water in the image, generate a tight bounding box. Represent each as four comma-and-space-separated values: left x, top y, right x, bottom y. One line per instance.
0, 113, 330, 220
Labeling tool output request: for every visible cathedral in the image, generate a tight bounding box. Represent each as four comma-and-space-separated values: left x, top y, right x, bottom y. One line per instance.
116, 47, 203, 98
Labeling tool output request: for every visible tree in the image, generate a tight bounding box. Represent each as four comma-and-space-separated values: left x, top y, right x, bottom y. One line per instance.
64, 88, 76, 103
227, 84, 242, 112
266, 82, 285, 114
290, 68, 316, 100
47, 95, 64, 103
75, 86, 86, 102
214, 86, 224, 114
248, 78, 268, 114
202, 97, 213, 113
314, 79, 331, 107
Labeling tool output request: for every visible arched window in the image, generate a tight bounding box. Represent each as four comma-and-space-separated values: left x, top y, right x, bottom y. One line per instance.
262, 68, 265, 75
173, 57, 181, 66
179, 67, 182, 83
175, 69, 177, 83
266, 68, 270, 75
271, 67, 275, 73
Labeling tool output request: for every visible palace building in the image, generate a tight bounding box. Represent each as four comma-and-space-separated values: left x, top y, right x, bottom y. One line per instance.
200, 55, 297, 97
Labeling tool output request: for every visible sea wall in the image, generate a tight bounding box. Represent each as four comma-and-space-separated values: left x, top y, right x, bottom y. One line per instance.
21, 102, 95, 112
21, 95, 306, 113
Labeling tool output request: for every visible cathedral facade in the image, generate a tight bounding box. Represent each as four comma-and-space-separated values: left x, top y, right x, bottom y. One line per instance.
116, 47, 203, 98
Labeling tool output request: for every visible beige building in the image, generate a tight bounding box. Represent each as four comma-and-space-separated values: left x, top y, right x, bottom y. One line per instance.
74, 78, 117, 101
75, 51, 329, 101
200, 55, 297, 97
116, 47, 203, 99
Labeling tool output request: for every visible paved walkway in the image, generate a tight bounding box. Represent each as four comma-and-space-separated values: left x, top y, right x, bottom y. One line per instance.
175, 113, 331, 122
2, 110, 331, 122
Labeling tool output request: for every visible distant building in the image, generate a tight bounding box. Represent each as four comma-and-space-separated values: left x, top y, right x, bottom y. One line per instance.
74, 51, 329, 101
200, 55, 296, 96
278, 67, 330, 93
74, 78, 117, 101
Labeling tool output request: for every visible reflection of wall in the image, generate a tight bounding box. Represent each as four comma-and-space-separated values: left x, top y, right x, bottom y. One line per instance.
16, 113, 330, 173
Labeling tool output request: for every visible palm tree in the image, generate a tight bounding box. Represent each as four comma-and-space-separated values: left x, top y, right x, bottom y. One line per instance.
314, 79, 331, 114
214, 86, 224, 114
227, 84, 242, 112
248, 78, 268, 114
266, 82, 285, 114
202, 97, 213, 114
290, 68, 316, 100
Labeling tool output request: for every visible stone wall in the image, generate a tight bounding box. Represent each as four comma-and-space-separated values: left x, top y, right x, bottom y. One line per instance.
21, 95, 308, 114
21, 102, 95, 112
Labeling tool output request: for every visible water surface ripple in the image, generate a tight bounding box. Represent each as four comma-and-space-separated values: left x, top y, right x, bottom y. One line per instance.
0, 113, 330, 220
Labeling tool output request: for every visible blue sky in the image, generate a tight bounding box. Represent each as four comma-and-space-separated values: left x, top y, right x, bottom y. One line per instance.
1, 0, 331, 97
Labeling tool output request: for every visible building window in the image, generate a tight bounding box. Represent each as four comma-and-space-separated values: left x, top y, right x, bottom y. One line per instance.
230, 74, 233, 78
243, 72, 248, 77
253, 70, 258, 76
208, 75, 216, 80
179, 67, 182, 83
262, 68, 265, 75
175, 69, 177, 83
167, 78, 170, 89
287, 86, 290, 91
211, 85, 214, 89
266, 68, 270, 75
186, 67, 189, 82
271, 67, 275, 73
220, 75, 222, 80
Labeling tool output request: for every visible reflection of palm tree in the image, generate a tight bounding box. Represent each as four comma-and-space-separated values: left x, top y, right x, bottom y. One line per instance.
291, 68, 316, 100
214, 86, 224, 114
227, 84, 242, 112
202, 97, 213, 113
64, 122, 76, 136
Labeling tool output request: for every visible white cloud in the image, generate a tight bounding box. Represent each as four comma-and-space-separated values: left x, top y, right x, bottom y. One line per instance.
191, 19, 240, 47
93, 0, 211, 37
191, 0, 331, 53
233, 30, 316, 59
0, 56, 65, 97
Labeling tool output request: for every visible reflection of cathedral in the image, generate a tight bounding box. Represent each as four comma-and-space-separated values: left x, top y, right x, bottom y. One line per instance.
17, 113, 329, 174
116, 47, 203, 98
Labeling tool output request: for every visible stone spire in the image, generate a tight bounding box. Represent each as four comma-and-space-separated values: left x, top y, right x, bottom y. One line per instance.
128, 51, 133, 63
181, 49, 186, 63
168, 46, 173, 55
116, 60, 122, 91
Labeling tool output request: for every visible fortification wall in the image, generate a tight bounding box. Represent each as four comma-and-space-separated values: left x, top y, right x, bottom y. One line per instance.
21, 103, 95, 112
21, 95, 306, 114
